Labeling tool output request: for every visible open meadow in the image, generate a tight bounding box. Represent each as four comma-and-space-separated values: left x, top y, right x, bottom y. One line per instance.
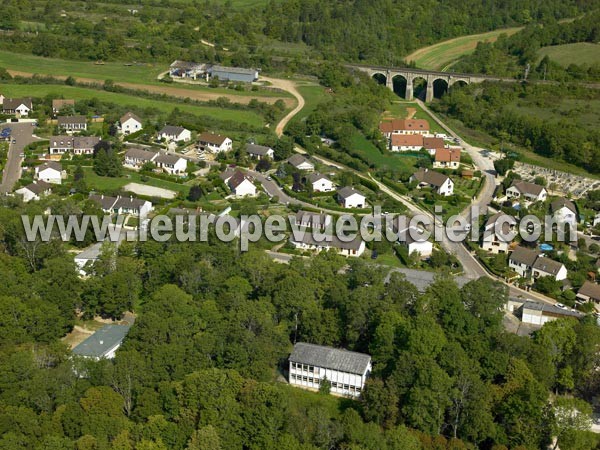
538, 43, 600, 67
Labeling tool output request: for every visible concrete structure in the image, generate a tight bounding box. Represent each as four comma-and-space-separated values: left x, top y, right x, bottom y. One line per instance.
350, 65, 516, 102
433, 148, 461, 169
72, 324, 132, 360
481, 212, 517, 254
508, 246, 567, 281
287, 154, 315, 171
119, 112, 143, 135
337, 187, 366, 209
159, 125, 191, 142
519, 301, 581, 326
35, 161, 65, 185
16, 181, 52, 202
307, 173, 334, 192
290, 233, 366, 257
246, 144, 274, 160
289, 342, 371, 397
198, 133, 232, 153
410, 168, 454, 196
506, 180, 547, 203
58, 115, 87, 133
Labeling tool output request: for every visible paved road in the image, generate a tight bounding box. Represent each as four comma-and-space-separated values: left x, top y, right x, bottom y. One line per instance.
0, 122, 39, 194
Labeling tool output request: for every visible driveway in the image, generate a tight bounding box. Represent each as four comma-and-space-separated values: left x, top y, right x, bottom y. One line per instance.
0, 122, 39, 194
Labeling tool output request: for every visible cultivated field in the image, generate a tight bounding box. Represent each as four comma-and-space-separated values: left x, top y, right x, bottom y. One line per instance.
538, 43, 600, 67
404, 27, 523, 71
0, 84, 266, 127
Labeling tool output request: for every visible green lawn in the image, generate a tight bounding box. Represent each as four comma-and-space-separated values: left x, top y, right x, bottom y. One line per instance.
82, 167, 190, 195
404, 27, 523, 71
538, 43, 600, 67
288, 84, 330, 127
350, 133, 421, 171
0, 84, 265, 126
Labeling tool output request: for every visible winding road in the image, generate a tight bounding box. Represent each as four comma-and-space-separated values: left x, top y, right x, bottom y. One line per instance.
263, 76, 306, 137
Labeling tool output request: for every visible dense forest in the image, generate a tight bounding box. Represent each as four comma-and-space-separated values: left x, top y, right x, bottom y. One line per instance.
0, 0, 596, 66
1, 193, 600, 449
431, 82, 600, 174
452, 11, 600, 80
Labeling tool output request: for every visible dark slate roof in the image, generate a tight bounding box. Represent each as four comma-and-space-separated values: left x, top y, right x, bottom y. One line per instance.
155, 153, 184, 165
72, 324, 131, 358
510, 180, 545, 196
287, 154, 312, 168
307, 172, 330, 184
219, 168, 237, 181
58, 115, 86, 125
289, 342, 371, 374
211, 65, 257, 75
73, 136, 100, 149
199, 132, 228, 146
411, 168, 450, 188
551, 198, 577, 214
3, 97, 32, 110
37, 161, 62, 172
89, 194, 118, 211
228, 170, 250, 190
113, 196, 148, 210
49, 135, 73, 147
246, 144, 273, 156
125, 147, 157, 161
23, 181, 51, 195
120, 111, 142, 124
521, 301, 581, 318
337, 186, 364, 199
159, 125, 186, 136
532, 256, 565, 276
509, 246, 539, 267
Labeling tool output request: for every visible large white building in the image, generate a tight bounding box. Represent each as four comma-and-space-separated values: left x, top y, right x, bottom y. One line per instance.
288, 342, 372, 398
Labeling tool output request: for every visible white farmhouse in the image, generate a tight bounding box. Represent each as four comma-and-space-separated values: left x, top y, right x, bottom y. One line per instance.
35, 161, 65, 185
506, 180, 547, 203
119, 112, 143, 135
289, 342, 372, 398
410, 168, 454, 196
159, 125, 191, 143
337, 187, 366, 209
198, 132, 233, 153
307, 173, 334, 192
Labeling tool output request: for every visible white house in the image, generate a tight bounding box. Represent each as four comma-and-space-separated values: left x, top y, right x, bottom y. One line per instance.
289, 342, 372, 397
73, 136, 100, 155
550, 198, 578, 227
48, 136, 74, 155
287, 154, 314, 171
169, 61, 209, 80
576, 281, 600, 306
16, 181, 52, 202
58, 115, 87, 133
119, 112, 143, 135
89, 194, 153, 218
410, 168, 454, 196
246, 143, 274, 160
481, 212, 517, 254
290, 234, 366, 257
35, 161, 65, 185
393, 225, 433, 257
307, 173, 334, 192
159, 125, 191, 143
72, 324, 132, 360
227, 170, 257, 197
506, 180, 547, 203
337, 187, 366, 209
433, 148, 461, 169
508, 246, 567, 281
198, 132, 233, 153
124, 147, 158, 169
154, 153, 188, 176
3, 98, 32, 116
390, 134, 423, 152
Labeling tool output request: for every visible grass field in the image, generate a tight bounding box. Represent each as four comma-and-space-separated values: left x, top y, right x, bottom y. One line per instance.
404, 27, 523, 71
0, 84, 265, 126
383, 102, 446, 135
82, 167, 190, 195
289, 84, 330, 126
350, 133, 421, 171
538, 43, 600, 67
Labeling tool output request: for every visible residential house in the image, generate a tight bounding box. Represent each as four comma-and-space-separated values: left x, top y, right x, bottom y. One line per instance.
390, 134, 423, 152
508, 246, 567, 281
16, 181, 52, 202
481, 212, 517, 254
433, 148, 461, 169
576, 281, 600, 305
294, 210, 332, 230
506, 180, 547, 203
154, 153, 188, 176
423, 136, 445, 155
159, 125, 191, 143
89, 194, 153, 218
550, 198, 578, 227
119, 112, 143, 135
73, 136, 100, 155
246, 143, 274, 160
287, 154, 315, 171
288, 342, 372, 397
0, 94, 4, 105
290, 233, 366, 257
337, 187, 366, 209
49, 136, 74, 155
519, 301, 581, 326
58, 115, 87, 133
307, 173, 334, 192
410, 168, 454, 196
72, 324, 132, 360
226, 170, 256, 197
378, 119, 430, 137
393, 225, 433, 257
89, 194, 120, 213
3, 98, 32, 116
197, 132, 232, 153
169, 61, 209, 80
209, 65, 259, 83
52, 99, 74, 116
35, 161, 65, 185
219, 168, 237, 185
124, 148, 158, 169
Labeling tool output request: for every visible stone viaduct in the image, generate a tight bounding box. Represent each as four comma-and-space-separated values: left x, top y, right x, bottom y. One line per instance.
348, 65, 516, 102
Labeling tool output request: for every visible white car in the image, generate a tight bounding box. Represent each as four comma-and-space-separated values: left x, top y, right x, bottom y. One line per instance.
556, 303, 566, 309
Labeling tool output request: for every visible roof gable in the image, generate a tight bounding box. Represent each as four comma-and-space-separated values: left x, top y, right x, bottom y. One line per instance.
290, 342, 371, 374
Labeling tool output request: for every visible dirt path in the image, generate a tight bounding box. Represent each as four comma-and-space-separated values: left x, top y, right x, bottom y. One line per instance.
405, 107, 416, 119
7, 70, 294, 106
262, 76, 306, 137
